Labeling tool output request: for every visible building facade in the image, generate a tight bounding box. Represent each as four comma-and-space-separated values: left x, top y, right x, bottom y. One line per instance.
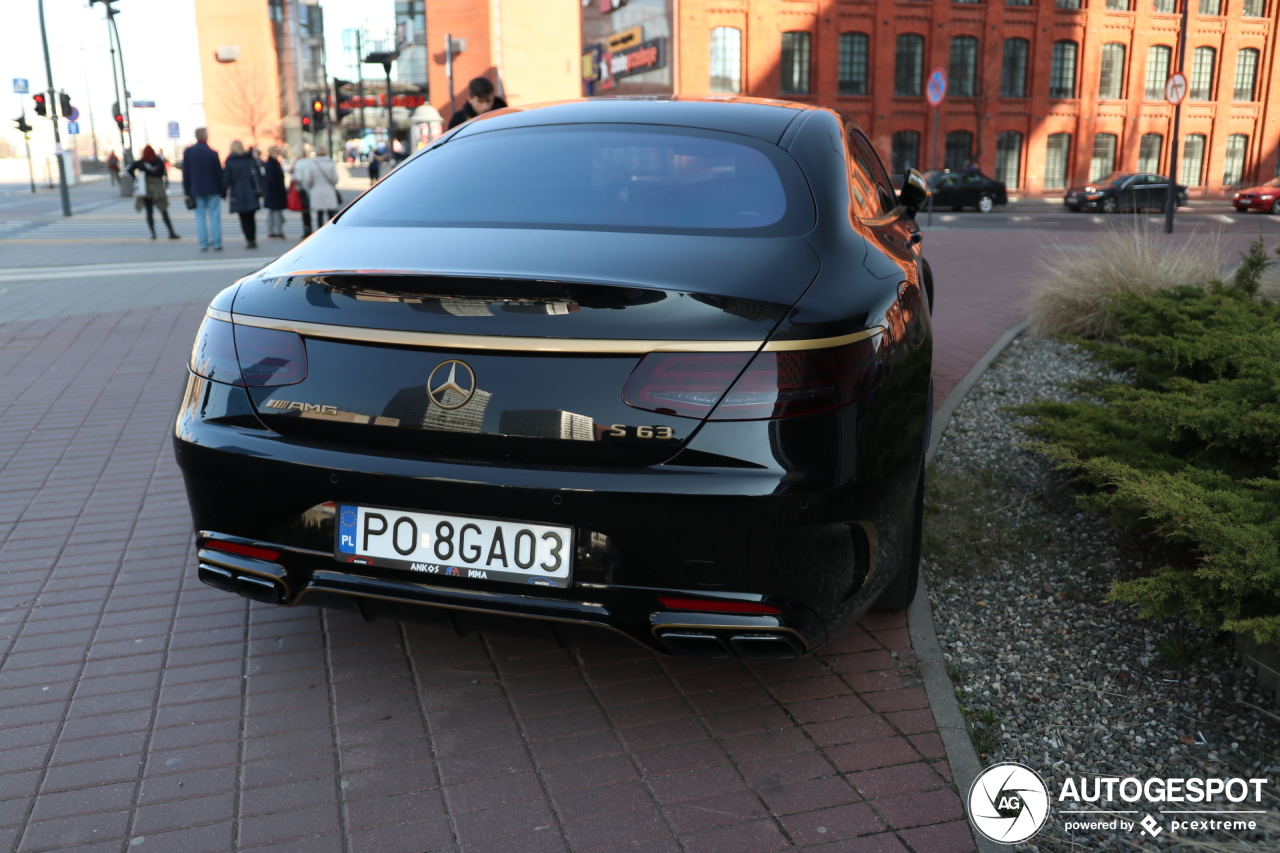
580, 0, 1280, 196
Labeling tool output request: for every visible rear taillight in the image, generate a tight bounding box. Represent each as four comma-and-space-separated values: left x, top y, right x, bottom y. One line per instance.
189, 318, 308, 387
708, 338, 882, 420
657, 596, 781, 614
202, 540, 282, 561
621, 352, 753, 417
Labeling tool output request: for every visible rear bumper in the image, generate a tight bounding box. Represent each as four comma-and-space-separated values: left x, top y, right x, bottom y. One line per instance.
174, 373, 927, 656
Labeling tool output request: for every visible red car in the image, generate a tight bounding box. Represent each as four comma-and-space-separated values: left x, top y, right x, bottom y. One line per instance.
1233, 178, 1280, 214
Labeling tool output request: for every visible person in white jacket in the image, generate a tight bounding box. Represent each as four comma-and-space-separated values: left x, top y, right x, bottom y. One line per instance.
289, 144, 316, 237
303, 144, 342, 227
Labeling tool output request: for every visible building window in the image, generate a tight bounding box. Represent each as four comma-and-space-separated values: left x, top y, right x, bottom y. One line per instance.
1051, 41, 1078, 98
710, 28, 742, 93
839, 33, 870, 96
1090, 133, 1117, 182
1144, 46, 1172, 100
1099, 43, 1126, 99
1007, 0, 1031, 6
1001, 39, 1029, 97
895, 35, 925, 96
1199, 0, 1221, 12
1153, 0, 1176, 9
1190, 47, 1215, 100
1234, 48, 1259, 101
1057, 0, 1082, 7
780, 32, 811, 94
1045, 132, 1071, 189
996, 131, 1023, 188
1138, 133, 1162, 173
1223, 134, 1247, 185
892, 130, 921, 175
945, 131, 973, 170
950, 36, 979, 98
1106, 0, 1130, 8
1181, 134, 1206, 185
1244, 0, 1265, 16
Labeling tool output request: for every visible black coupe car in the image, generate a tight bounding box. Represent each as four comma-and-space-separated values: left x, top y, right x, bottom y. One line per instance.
1064, 172, 1188, 213
922, 169, 1008, 213
176, 97, 934, 660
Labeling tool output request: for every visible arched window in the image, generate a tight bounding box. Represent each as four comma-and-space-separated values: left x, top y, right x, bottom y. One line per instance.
996, 131, 1023, 188
895, 35, 925, 96
945, 131, 973, 170
1181, 134, 1207, 185
1090, 133, 1117, 182
950, 36, 979, 98
839, 33, 870, 95
780, 32, 811, 95
1190, 47, 1216, 100
1045, 132, 1071, 189
1001, 39, 1029, 98
1234, 49, 1259, 101
1050, 42, 1078, 99
892, 130, 921, 175
1099, 43, 1126, 99
1138, 134, 1163, 173
1223, 134, 1248, 185
1145, 46, 1172, 100
709, 28, 742, 93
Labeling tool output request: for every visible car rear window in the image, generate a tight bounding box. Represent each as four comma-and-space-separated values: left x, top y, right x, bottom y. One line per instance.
340, 124, 813, 235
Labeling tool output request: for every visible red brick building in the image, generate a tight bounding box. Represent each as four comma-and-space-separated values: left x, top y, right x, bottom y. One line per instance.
580, 0, 1280, 196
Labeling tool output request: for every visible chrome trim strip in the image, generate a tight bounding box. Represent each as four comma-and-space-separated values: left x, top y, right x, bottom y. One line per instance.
206, 307, 233, 323
222, 312, 883, 354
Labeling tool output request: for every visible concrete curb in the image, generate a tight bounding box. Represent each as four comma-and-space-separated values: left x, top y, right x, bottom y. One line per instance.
908, 318, 1031, 853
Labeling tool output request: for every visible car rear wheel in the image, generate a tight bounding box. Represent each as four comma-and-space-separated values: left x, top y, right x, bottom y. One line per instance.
871, 467, 923, 612
1101, 197, 1118, 214
977, 195, 994, 213
1270, 200, 1280, 215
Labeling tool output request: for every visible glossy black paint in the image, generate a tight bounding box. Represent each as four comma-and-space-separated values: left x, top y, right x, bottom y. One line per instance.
1064, 172, 1189, 212
923, 170, 1008, 212
174, 97, 932, 657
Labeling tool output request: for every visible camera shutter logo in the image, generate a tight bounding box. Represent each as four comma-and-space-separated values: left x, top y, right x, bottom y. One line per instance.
967, 762, 1051, 844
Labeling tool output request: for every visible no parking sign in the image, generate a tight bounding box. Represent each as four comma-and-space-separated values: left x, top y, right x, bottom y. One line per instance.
926, 67, 947, 106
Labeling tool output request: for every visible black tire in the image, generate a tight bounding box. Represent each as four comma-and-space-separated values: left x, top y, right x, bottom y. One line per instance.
1101, 197, 1118, 214
921, 256, 934, 314
871, 467, 923, 612
1270, 200, 1280, 215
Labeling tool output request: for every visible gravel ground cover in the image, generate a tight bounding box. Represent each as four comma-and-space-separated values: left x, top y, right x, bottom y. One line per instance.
924, 333, 1280, 852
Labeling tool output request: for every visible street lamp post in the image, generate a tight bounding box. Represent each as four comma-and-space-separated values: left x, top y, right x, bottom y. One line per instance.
1164, 0, 1190, 235
37, 0, 72, 217
364, 47, 399, 153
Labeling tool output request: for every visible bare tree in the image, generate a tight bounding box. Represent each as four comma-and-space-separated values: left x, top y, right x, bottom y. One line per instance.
968, 36, 1007, 169
217, 60, 281, 146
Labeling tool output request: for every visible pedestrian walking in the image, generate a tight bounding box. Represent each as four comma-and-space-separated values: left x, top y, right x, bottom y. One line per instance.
106, 150, 120, 186
226, 141, 264, 249
181, 128, 227, 251
447, 76, 507, 129
126, 145, 180, 240
291, 144, 316, 237
303, 144, 342, 227
368, 146, 382, 185
262, 146, 288, 239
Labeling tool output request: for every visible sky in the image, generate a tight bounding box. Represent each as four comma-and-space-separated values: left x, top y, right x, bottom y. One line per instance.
0, 0, 394, 162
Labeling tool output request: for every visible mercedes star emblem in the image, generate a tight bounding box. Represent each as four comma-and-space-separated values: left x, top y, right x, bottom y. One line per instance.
426, 359, 477, 410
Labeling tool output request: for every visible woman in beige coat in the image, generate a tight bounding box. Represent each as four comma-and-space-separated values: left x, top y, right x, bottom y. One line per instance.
303, 144, 342, 226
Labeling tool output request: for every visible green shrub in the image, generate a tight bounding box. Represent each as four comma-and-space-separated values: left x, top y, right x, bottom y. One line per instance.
1019, 239, 1280, 646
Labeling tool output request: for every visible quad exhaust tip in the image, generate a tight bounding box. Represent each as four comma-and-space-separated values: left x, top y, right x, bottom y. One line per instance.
198, 564, 284, 605
657, 630, 802, 660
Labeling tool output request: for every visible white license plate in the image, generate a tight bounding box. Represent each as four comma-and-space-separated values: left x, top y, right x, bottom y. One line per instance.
336, 504, 573, 588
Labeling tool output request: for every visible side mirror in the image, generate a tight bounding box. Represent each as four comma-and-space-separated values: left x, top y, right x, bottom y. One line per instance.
898, 168, 929, 217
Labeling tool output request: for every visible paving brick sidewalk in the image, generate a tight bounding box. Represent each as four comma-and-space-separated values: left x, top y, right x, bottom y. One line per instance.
0, 304, 975, 853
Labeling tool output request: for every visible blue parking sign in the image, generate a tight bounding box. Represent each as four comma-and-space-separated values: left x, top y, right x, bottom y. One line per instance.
13, 78, 29, 94
67, 120, 80, 134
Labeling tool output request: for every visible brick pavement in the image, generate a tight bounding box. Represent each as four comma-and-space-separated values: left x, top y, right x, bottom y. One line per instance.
0, 303, 975, 853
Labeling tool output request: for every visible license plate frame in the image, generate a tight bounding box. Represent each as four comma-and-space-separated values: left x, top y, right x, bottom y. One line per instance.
335, 503, 574, 588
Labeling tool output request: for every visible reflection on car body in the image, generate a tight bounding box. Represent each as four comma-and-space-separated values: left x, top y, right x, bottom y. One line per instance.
175, 97, 933, 660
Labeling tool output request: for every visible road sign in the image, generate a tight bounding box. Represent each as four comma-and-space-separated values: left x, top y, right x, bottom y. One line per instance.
926, 67, 948, 106
167, 121, 179, 138
1166, 73, 1187, 105
131, 100, 156, 108
67, 120, 80, 135
68, 107, 79, 122
13, 78, 28, 94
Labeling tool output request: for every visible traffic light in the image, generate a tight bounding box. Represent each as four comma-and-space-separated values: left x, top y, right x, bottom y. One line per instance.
59, 92, 73, 118
14, 116, 32, 134
310, 98, 326, 130
33, 94, 46, 117
112, 102, 126, 131
333, 80, 352, 121
301, 115, 312, 131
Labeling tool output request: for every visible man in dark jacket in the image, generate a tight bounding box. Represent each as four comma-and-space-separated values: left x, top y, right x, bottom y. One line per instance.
182, 128, 227, 251
447, 77, 508, 129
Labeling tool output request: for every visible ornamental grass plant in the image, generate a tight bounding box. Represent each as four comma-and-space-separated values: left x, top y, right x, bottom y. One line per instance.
1019, 237, 1280, 647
